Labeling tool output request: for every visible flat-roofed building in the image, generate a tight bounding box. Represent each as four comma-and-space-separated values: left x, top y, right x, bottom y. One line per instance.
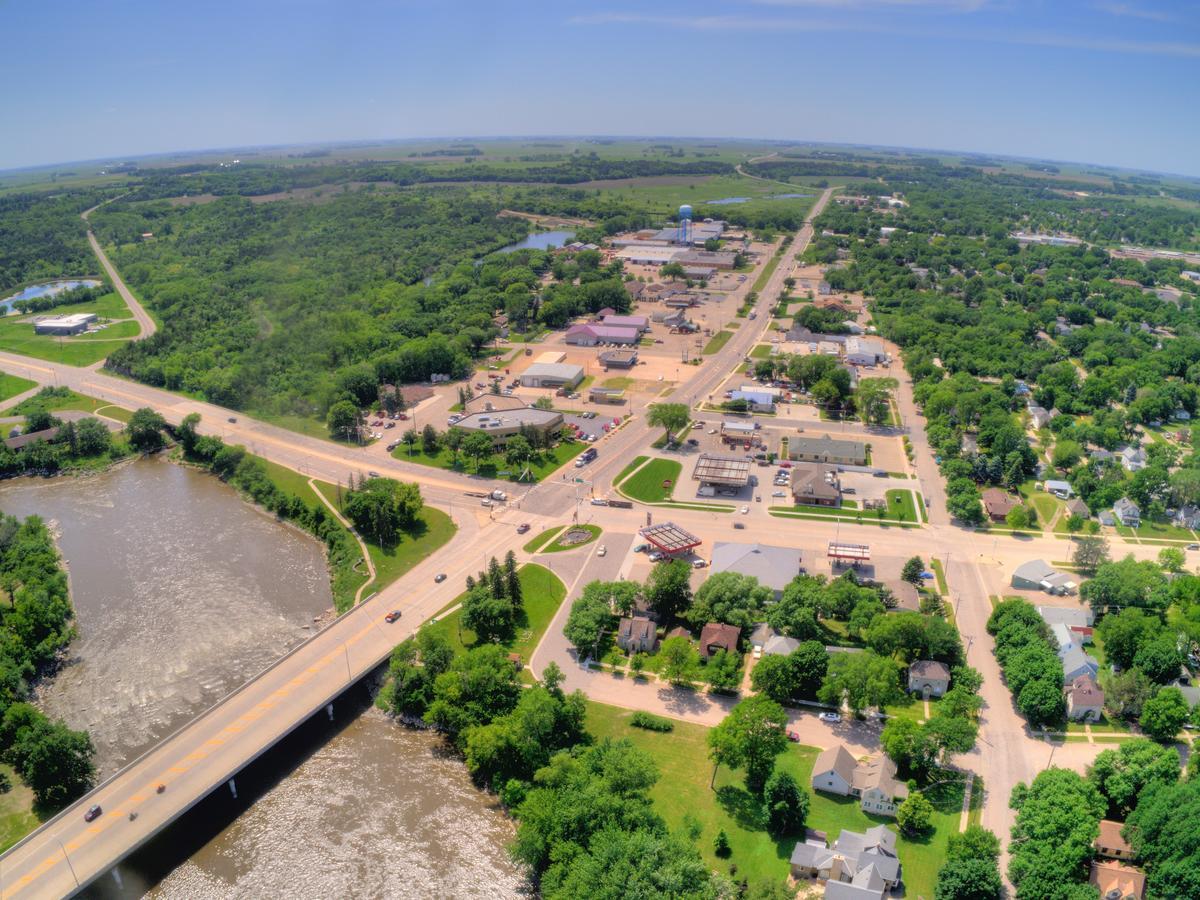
692, 454, 751, 488
790, 434, 867, 466
598, 349, 638, 369
519, 362, 585, 389
844, 337, 887, 366
600, 314, 649, 333
616, 245, 683, 267
564, 324, 639, 347
682, 266, 716, 281
34, 313, 96, 335
453, 407, 564, 447
674, 249, 737, 270
712, 543, 802, 598
588, 387, 625, 404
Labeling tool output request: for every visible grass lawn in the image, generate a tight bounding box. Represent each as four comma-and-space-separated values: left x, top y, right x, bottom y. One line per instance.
524, 525, 566, 553
1128, 518, 1197, 541
0, 291, 137, 366
602, 376, 635, 390
885, 489, 919, 524
256, 412, 339, 442
544, 523, 602, 552
613, 455, 649, 486
2, 388, 133, 422
768, 504, 920, 528
751, 247, 783, 293
422, 563, 566, 662
621, 457, 683, 503
391, 439, 586, 482
703, 331, 734, 354
0, 373, 35, 404
750, 344, 773, 359
0, 762, 39, 852
929, 558, 949, 595
584, 702, 962, 895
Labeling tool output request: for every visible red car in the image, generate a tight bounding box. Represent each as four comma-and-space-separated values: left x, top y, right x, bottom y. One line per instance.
385, 610, 402, 624
786, 730, 800, 743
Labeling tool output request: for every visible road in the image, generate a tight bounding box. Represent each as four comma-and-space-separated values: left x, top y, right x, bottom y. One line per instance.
81, 202, 157, 341
0, 185, 1147, 893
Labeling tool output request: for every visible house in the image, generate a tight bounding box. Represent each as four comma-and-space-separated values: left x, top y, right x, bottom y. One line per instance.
810, 745, 857, 796
1173, 408, 1191, 422
729, 389, 776, 412
711, 543, 803, 599
1067, 674, 1105, 722
1113, 497, 1141, 527
519, 362, 585, 389
908, 660, 951, 698
624, 281, 646, 302
616, 616, 656, 653
843, 337, 887, 367
982, 488, 1018, 521
1120, 446, 1147, 472
1037, 604, 1095, 637
1089, 861, 1145, 900
564, 324, 639, 347
747, 624, 802, 657
1060, 642, 1101, 685
791, 434, 868, 466
1012, 560, 1078, 595
3, 426, 63, 451
790, 825, 900, 898
1044, 479, 1074, 499
699, 622, 741, 659
792, 464, 842, 507
1065, 497, 1091, 520
811, 746, 908, 817
1029, 405, 1053, 429
1096, 821, 1135, 861
883, 580, 921, 613
1090, 447, 1115, 464
1175, 505, 1200, 529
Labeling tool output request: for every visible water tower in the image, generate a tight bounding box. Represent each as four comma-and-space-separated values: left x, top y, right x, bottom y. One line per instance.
677, 203, 693, 245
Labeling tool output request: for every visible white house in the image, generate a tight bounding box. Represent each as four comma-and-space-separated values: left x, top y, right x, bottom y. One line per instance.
811, 745, 908, 817
843, 337, 887, 367
1120, 446, 1147, 472
1044, 479, 1074, 499
1113, 497, 1141, 527
908, 660, 951, 698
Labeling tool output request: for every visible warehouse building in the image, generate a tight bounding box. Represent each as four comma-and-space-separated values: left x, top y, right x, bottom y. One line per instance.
598, 349, 638, 369
564, 324, 639, 347
34, 313, 97, 336
790, 434, 867, 466
519, 362, 585, 389
453, 407, 564, 447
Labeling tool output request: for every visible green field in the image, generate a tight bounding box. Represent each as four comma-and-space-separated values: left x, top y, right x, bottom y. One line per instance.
584, 703, 963, 894
0, 291, 136, 366
0, 373, 36, 404
620, 457, 683, 503
613, 455, 649, 486
703, 330, 734, 354
750, 344, 773, 359
885, 488, 919, 523
422, 563, 566, 662
0, 762, 39, 852
391, 438, 586, 482
2, 388, 133, 421
752, 247, 784, 293
543, 523, 602, 552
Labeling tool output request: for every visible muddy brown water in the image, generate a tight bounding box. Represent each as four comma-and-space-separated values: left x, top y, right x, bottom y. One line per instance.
0, 458, 526, 897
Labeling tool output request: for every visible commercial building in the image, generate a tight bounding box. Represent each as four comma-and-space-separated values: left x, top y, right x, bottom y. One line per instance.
1011, 560, 1077, 595
615, 246, 682, 267
828, 542, 870, 565
33, 312, 96, 335
729, 389, 775, 412
674, 249, 737, 270
600, 314, 649, 333
519, 362, 585, 389
564, 324, 639, 347
719, 421, 757, 445
843, 337, 887, 366
791, 434, 867, 466
598, 349, 638, 369
452, 407, 564, 447
682, 266, 716, 281
711, 543, 802, 598
792, 464, 841, 507
588, 387, 626, 404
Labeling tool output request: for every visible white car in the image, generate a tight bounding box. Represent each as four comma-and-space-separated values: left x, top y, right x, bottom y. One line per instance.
597, 545, 607, 557
772, 490, 786, 497
648, 551, 664, 562
692, 558, 706, 569
708, 428, 717, 434
818, 712, 842, 723
740, 505, 749, 514
753, 646, 763, 660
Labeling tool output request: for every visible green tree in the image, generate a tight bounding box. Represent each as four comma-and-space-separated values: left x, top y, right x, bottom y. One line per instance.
880, 717, 935, 775
1134, 636, 1183, 684
1, 704, 95, 808
901, 556, 925, 585
1158, 545, 1186, 573
1140, 687, 1189, 741
704, 649, 741, 693
1005, 505, 1031, 530
855, 377, 897, 425
707, 695, 788, 794
1081, 554, 1169, 614
647, 402, 689, 445
402, 427, 419, 456
897, 790, 934, 837
425, 645, 522, 744
1088, 738, 1181, 819
763, 768, 809, 837
946, 825, 1000, 863
326, 400, 360, 440
461, 585, 514, 644
343, 477, 423, 545
462, 432, 494, 471
818, 650, 902, 716
1125, 778, 1200, 899
1071, 534, 1111, 577
505, 434, 532, 469
686, 571, 770, 629
659, 635, 699, 685
645, 559, 692, 620
934, 858, 1003, 900
1007, 768, 1105, 898
74, 417, 112, 457
1102, 667, 1153, 721
713, 829, 731, 858
176, 412, 201, 454
1097, 608, 1163, 671
563, 591, 614, 659
421, 423, 440, 455
126, 407, 168, 452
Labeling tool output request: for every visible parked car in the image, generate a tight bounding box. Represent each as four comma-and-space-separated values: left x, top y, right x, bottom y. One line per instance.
843, 487, 856, 495
818, 712, 841, 723
772, 490, 786, 497
733, 522, 745, 529
368, 471, 381, 478
633, 543, 650, 553
692, 558, 707, 569
786, 729, 800, 742
1189, 544, 1200, 551
385, 610, 402, 624
740, 505, 749, 514
227, 417, 237, 424
648, 551, 664, 562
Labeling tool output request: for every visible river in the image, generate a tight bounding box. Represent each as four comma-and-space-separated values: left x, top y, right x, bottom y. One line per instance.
0, 458, 526, 898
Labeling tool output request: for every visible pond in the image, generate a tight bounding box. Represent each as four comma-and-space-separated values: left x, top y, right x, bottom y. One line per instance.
497, 229, 576, 253
0, 279, 101, 312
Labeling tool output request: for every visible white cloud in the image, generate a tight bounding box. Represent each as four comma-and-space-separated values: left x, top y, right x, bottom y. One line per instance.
1093, 2, 1176, 22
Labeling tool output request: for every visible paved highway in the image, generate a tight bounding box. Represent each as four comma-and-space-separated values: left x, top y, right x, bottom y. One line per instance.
81, 203, 157, 342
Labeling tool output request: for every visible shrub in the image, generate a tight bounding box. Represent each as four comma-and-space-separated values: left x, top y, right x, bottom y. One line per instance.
630, 711, 674, 732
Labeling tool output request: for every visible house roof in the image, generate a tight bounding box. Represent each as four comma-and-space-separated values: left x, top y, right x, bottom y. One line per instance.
1038, 605, 1094, 628
3, 426, 61, 450
763, 634, 801, 656
711, 543, 800, 593
699, 622, 740, 657
1066, 497, 1090, 518
1114, 497, 1140, 514
1090, 861, 1145, 900
884, 581, 920, 612
813, 744, 858, 785
1097, 820, 1133, 856
791, 434, 866, 460
1070, 674, 1105, 707
617, 616, 655, 644
792, 464, 841, 503
1044, 479, 1072, 492
982, 488, 1018, 518
852, 755, 909, 802
1061, 644, 1099, 679
1013, 559, 1057, 583
909, 660, 951, 682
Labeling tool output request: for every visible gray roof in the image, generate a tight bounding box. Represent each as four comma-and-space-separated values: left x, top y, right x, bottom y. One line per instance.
711, 542, 801, 594
813, 744, 858, 786
763, 634, 801, 656
1114, 497, 1141, 515
1060, 644, 1100, 682
791, 434, 866, 460
522, 362, 584, 381
1013, 559, 1057, 583
455, 407, 563, 430
1037, 605, 1094, 628
617, 616, 655, 644
909, 660, 951, 682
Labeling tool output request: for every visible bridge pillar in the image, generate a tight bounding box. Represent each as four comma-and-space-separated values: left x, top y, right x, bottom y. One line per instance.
326, 703, 334, 722
228, 777, 238, 799
111, 868, 124, 889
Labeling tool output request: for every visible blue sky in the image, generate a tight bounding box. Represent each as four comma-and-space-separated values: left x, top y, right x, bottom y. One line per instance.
2, 0, 1197, 175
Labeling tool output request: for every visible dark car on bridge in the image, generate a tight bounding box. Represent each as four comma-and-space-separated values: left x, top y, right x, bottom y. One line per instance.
84, 804, 102, 822
385, 610, 401, 624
